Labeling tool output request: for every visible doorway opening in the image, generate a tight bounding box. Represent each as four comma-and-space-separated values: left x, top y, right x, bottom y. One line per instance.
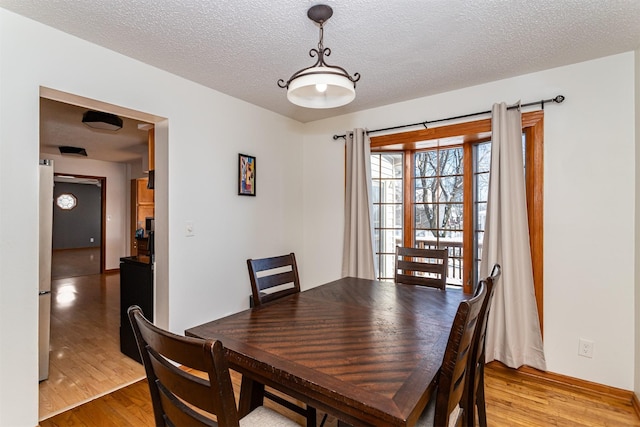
52, 174, 106, 277
38, 87, 168, 421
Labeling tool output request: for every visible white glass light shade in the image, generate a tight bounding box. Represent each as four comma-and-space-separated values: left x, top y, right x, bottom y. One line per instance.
287, 66, 356, 109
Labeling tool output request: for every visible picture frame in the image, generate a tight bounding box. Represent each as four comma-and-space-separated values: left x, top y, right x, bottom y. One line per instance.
238, 153, 256, 196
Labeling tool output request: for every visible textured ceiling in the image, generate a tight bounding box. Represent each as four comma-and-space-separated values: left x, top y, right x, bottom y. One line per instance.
3, 0, 640, 161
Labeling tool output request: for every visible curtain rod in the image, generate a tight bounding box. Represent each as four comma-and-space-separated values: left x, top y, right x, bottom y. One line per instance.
332, 95, 565, 140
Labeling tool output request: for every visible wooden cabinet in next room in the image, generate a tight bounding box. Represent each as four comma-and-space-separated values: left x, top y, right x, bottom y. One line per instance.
131, 177, 154, 256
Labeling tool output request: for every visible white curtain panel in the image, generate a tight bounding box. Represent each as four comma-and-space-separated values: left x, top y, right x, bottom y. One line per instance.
480, 103, 546, 371
342, 128, 376, 279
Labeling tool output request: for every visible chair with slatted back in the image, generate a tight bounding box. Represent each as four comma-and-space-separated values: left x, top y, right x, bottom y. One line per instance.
395, 246, 449, 290
465, 264, 502, 427
246, 253, 319, 426
127, 305, 299, 427
416, 281, 487, 427
247, 252, 301, 307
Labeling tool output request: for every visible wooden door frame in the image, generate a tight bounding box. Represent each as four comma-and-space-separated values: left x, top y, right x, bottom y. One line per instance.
54, 173, 107, 273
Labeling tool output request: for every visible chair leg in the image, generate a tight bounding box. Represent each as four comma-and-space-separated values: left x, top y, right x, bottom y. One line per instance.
467, 396, 476, 427
476, 372, 487, 427
306, 405, 317, 427
238, 376, 265, 418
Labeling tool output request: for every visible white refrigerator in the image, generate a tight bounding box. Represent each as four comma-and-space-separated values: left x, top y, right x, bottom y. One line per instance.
39, 160, 53, 382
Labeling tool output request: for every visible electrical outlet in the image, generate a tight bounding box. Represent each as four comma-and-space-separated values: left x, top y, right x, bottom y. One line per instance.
578, 338, 594, 358
90, 237, 94, 243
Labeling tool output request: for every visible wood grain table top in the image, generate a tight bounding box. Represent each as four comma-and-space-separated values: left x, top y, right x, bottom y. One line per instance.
185, 276, 468, 426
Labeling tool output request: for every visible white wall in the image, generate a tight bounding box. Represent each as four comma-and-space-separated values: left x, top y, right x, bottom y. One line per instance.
302, 53, 636, 390
0, 9, 303, 426
46, 154, 128, 269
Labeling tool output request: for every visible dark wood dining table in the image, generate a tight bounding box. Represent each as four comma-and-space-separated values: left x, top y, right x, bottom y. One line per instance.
185, 276, 468, 426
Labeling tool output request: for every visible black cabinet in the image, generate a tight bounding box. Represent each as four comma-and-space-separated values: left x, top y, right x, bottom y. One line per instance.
120, 256, 153, 363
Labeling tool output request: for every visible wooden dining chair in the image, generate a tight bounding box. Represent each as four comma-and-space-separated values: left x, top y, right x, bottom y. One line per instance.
416, 280, 487, 427
127, 305, 299, 427
395, 246, 448, 290
247, 252, 301, 307
246, 253, 319, 426
466, 264, 502, 427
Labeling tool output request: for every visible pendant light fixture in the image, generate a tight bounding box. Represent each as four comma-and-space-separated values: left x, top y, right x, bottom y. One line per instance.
278, 4, 360, 109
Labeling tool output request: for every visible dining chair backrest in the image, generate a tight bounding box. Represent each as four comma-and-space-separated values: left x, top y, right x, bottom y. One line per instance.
436, 281, 486, 426
247, 253, 301, 306
245, 253, 318, 426
465, 264, 501, 427
395, 246, 448, 290
128, 305, 240, 427
417, 281, 486, 427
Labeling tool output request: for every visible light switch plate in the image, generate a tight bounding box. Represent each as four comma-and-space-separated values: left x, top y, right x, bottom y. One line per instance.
185, 221, 195, 237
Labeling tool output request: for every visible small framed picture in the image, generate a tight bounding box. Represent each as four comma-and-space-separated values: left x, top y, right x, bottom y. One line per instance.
238, 153, 256, 196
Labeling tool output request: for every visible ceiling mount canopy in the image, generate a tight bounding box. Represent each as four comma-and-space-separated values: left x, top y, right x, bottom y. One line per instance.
82, 110, 123, 131
278, 4, 360, 109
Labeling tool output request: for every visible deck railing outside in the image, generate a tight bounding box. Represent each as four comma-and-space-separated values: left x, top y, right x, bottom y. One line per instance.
377, 237, 478, 287
415, 238, 463, 286
377, 238, 466, 286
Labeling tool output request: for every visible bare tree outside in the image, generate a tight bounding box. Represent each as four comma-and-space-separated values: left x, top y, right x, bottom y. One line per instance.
414, 147, 464, 240
371, 144, 493, 284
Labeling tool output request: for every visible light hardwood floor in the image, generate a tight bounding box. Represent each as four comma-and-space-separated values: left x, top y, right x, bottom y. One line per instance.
40, 249, 145, 421
40, 362, 640, 426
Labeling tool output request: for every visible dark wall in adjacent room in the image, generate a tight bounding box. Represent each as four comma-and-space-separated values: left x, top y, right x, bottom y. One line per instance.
53, 182, 101, 249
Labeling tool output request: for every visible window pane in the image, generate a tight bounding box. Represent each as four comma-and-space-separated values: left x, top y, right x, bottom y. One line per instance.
378, 253, 396, 281
469, 137, 519, 282
380, 179, 403, 203
372, 204, 380, 228
378, 229, 399, 254
374, 206, 402, 229
381, 204, 398, 226
475, 231, 484, 260
371, 153, 403, 281
414, 203, 435, 229
439, 147, 463, 176
374, 228, 379, 251
414, 151, 438, 177
415, 234, 438, 249
440, 230, 463, 241
413, 146, 465, 287
379, 154, 402, 178
370, 154, 381, 173
440, 176, 463, 202
472, 141, 492, 284
475, 230, 484, 283
415, 178, 436, 203
371, 181, 381, 204
446, 241, 464, 286
475, 201, 487, 230
416, 229, 439, 241
392, 158, 403, 178
475, 172, 489, 203
441, 203, 463, 231
476, 143, 491, 173
394, 205, 403, 228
